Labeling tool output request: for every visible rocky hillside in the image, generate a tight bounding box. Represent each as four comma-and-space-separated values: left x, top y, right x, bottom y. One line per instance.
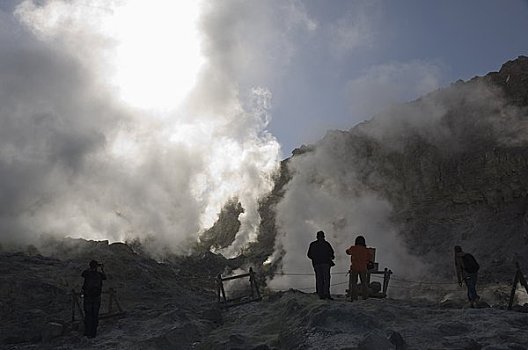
256, 56, 528, 283
181, 56, 528, 286
3, 239, 528, 350
0, 239, 228, 349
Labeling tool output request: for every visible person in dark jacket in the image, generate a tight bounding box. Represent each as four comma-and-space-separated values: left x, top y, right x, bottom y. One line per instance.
454, 245, 480, 307
307, 230, 335, 300
81, 260, 107, 338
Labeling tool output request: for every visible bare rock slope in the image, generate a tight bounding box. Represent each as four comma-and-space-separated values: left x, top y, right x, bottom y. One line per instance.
0, 239, 224, 349
256, 56, 528, 282
3, 241, 528, 350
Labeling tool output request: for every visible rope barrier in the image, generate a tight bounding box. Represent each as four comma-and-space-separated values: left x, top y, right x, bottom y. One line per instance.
216, 270, 469, 297
197, 272, 457, 286
267, 279, 351, 292
262, 271, 465, 295
273, 272, 350, 276
369, 274, 384, 279
219, 275, 454, 288
273, 272, 458, 286
181, 270, 462, 293
390, 277, 456, 285
388, 284, 461, 292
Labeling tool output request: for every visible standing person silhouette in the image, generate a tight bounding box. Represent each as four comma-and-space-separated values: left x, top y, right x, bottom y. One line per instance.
81, 260, 106, 338
307, 230, 335, 300
454, 245, 480, 307
346, 235, 374, 301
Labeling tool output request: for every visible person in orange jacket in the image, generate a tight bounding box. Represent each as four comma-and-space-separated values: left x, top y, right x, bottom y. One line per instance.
346, 235, 374, 301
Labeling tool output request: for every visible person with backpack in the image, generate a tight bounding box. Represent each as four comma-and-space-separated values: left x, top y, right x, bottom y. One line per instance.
307, 230, 335, 300
454, 246, 480, 307
81, 260, 107, 338
346, 235, 374, 301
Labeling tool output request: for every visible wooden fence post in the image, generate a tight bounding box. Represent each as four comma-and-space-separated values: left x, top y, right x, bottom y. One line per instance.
71, 289, 84, 322
517, 263, 528, 294
218, 274, 227, 303
216, 268, 262, 307
382, 268, 392, 296
508, 262, 528, 310
108, 288, 114, 314
347, 270, 352, 299
113, 289, 123, 313
71, 289, 124, 323
71, 289, 76, 322
249, 268, 261, 300
216, 275, 221, 303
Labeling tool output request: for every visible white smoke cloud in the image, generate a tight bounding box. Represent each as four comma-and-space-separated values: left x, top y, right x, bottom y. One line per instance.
266, 59, 444, 292
327, 0, 381, 57
268, 138, 424, 293
358, 78, 528, 152
0, 0, 286, 255
192, 0, 317, 98
268, 67, 528, 292
345, 60, 443, 121
187, 0, 317, 256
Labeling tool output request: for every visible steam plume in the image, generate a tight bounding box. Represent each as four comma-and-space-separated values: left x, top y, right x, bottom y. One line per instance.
0, 0, 281, 255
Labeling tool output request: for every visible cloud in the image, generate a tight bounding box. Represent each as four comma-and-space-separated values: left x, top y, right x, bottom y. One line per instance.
344, 60, 443, 121
184, 0, 318, 255
357, 77, 528, 153
267, 67, 528, 291
0, 1, 283, 255
194, 0, 317, 98
268, 138, 424, 293
326, 0, 381, 57
0, 15, 203, 250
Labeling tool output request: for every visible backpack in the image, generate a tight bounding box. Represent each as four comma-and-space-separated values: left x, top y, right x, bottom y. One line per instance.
462, 253, 480, 273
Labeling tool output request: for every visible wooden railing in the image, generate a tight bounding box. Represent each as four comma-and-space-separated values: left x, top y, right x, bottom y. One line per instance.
508, 262, 528, 310
71, 288, 125, 322
216, 267, 261, 308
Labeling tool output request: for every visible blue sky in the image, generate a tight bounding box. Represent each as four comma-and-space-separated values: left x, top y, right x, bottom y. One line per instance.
262, 0, 528, 154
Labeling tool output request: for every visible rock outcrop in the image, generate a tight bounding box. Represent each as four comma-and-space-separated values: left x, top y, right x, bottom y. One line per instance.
257, 56, 528, 282
0, 239, 222, 348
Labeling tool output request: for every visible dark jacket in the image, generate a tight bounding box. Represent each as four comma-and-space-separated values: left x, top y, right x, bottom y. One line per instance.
82, 269, 107, 298
307, 238, 335, 266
